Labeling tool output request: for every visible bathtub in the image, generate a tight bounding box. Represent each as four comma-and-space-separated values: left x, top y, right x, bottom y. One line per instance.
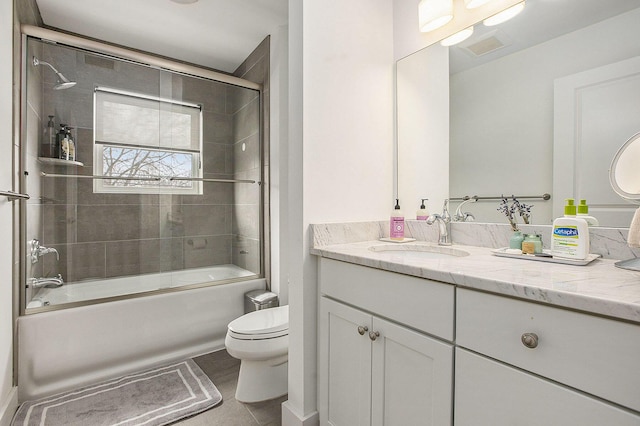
27, 264, 256, 308
17, 271, 266, 401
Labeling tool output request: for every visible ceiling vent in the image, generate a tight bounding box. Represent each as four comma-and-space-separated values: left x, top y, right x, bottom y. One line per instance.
459, 30, 512, 57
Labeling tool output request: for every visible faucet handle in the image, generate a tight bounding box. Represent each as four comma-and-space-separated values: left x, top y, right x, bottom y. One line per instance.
30, 239, 41, 264
442, 199, 451, 222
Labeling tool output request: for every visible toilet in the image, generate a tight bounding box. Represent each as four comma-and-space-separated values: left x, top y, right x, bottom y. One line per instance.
225, 305, 289, 403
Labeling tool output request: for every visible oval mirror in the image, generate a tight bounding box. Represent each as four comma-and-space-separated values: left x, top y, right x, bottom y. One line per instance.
610, 131, 640, 272
610, 132, 640, 201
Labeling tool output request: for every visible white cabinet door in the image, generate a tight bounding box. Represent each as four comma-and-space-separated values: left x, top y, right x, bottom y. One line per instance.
319, 297, 373, 426
371, 316, 453, 426
455, 348, 640, 426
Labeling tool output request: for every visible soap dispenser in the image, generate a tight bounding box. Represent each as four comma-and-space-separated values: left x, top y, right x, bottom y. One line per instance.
417, 199, 429, 220
577, 199, 599, 226
390, 199, 405, 240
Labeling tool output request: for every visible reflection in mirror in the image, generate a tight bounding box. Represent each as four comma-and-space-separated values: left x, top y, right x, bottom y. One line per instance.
397, 0, 640, 227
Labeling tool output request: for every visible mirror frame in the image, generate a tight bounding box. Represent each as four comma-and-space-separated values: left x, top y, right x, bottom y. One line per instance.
610, 131, 640, 201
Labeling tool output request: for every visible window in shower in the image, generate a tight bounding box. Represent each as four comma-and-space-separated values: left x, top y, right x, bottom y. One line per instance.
93, 87, 203, 194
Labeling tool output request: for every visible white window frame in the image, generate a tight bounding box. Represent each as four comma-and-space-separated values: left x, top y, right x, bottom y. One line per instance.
93, 86, 203, 195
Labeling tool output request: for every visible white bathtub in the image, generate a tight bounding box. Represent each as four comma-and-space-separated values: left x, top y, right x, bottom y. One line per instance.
17, 272, 266, 401
28, 264, 255, 308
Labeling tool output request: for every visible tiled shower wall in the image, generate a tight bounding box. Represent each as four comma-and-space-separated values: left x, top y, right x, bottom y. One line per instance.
232, 36, 269, 281
31, 39, 264, 283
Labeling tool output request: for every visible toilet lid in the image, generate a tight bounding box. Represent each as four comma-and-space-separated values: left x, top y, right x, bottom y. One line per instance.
228, 305, 289, 336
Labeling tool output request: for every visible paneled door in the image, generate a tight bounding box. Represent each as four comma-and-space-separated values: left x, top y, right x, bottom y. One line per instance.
554, 56, 640, 227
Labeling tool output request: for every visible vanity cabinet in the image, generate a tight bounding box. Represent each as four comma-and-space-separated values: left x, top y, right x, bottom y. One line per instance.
318, 258, 455, 426
455, 288, 640, 425
316, 257, 640, 425
455, 348, 640, 426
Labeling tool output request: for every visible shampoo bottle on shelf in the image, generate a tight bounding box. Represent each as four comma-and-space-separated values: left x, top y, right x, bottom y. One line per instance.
416, 199, 429, 220
57, 124, 68, 160
551, 198, 589, 260
65, 126, 76, 162
390, 199, 405, 240
41, 115, 56, 158
577, 199, 599, 226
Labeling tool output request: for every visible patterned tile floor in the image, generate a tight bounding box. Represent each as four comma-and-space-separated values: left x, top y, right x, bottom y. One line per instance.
174, 350, 286, 426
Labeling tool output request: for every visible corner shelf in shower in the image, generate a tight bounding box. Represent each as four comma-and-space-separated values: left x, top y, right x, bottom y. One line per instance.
38, 157, 84, 167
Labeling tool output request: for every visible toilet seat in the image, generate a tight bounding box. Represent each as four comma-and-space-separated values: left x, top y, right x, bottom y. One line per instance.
227, 305, 289, 341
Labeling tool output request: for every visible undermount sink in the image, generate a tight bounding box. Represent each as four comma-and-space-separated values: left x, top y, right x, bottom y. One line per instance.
369, 244, 470, 260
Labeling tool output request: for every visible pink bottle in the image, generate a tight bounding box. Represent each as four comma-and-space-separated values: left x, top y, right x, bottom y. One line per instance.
390, 199, 405, 240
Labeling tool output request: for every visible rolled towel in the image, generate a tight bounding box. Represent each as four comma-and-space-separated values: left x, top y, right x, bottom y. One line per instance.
628, 207, 640, 248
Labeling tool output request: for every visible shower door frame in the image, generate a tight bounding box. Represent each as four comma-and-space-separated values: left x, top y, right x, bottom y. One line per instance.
19, 26, 267, 316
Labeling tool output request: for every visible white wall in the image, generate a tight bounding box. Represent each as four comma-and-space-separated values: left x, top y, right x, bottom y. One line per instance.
283, 0, 395, 424
450, 8, 640, 224
397, 44, 449, 218
270, 23, 289, 305
0, 0, 17, 423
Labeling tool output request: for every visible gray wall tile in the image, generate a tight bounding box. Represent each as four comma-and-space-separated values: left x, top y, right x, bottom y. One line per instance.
34, 37, 265, 285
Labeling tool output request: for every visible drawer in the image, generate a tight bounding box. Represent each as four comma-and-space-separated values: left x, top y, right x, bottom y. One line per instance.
457, 288, 640, 412
455, 348, 640, 426
319, 258, 455, 341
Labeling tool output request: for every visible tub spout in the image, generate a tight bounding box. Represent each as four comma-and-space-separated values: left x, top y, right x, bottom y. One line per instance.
29, 274, 64, 289
30, 239, 60, 264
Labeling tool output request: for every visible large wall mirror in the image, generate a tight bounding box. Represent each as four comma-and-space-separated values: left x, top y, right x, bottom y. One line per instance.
397, 0, 640, 228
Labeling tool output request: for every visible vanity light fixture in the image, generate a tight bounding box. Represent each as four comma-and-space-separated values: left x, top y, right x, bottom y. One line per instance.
440, 27, 474, 46
419, 0, 454, 32
464, 0, 493, 9
483, 1, 525, 26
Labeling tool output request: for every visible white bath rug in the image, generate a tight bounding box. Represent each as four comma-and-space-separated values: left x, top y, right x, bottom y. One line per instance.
11, 359, 222, 426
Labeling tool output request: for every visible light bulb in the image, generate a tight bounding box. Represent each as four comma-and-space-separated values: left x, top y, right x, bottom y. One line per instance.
483, 1, 525, 26
419, 0, 454, 33
440, 27, 474, 47
464, 0, 492, 9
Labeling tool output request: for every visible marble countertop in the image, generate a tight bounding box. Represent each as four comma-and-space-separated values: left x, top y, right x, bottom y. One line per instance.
311, 240, 640, 324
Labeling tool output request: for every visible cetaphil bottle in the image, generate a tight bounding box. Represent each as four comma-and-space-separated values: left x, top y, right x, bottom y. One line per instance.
551, 199, 589, 260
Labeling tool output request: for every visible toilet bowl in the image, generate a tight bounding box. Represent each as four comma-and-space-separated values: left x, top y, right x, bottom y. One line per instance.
225, 305, 289, 403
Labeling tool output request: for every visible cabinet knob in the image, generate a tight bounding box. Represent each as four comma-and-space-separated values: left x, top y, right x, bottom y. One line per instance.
521, 332, 539, 349
369, 331, 380, 341
357, 325, 368, 336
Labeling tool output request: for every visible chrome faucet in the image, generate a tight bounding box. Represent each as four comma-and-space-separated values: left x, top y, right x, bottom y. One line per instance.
427, 199, 452, 246
30, 239, 59, 264
29, 274, 64, 289
454, 197, 477, 222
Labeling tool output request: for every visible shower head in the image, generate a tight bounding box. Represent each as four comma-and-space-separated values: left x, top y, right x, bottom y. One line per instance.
32, 56, 77, 90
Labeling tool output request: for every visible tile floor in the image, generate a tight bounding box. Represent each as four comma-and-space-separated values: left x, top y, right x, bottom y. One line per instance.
175, 349, 286, 426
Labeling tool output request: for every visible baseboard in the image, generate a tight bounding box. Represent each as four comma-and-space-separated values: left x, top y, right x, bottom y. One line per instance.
0, 387, 18, 426
282, 401, 319, 426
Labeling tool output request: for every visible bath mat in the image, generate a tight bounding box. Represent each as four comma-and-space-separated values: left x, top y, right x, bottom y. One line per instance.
11, 359, 222, 426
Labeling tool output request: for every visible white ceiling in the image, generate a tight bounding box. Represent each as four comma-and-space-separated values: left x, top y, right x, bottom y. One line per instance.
35, 0, 288, 73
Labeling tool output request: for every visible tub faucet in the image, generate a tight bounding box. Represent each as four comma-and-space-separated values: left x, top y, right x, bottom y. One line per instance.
454, 197, 477, 222
29, 274, 64, 289
427, 200, 452, 246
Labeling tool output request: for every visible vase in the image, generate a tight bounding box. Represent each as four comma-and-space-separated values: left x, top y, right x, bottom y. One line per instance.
509, 231, 524, 250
